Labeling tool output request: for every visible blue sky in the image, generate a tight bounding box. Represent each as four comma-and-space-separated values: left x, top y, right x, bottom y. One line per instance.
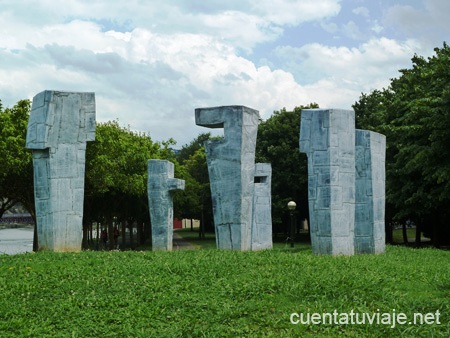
1, 0, 449, 145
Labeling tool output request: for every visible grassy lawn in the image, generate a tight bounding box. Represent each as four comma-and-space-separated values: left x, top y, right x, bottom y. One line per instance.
175, 228, 313, 251
391, 227, 428, 244
0, 245, 448, 337
175, 229, 217, 250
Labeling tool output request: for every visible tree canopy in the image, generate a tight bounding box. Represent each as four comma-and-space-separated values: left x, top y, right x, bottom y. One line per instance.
0, 99, 33, 219
2, 42, 450, 248
353, 42, 450, 245
256, 103, 319, 233
84, 120, 177, 231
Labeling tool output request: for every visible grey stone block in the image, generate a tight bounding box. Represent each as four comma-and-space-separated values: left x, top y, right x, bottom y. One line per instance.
195, 105, 259, 250
252, 163, 273, 251
26, 90, 96, 252
300, 109, 356, 255
300, 109, 386, 255
148, 160, 185, 251
355, 130, 386, 254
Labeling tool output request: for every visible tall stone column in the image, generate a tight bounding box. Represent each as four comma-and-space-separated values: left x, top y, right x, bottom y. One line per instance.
195, 105, 259, 250
251, 163, 273, 251
300, 109, 355, 255
355, 130, 386, 254
26, 90, 96, 252
148, 160, 185, 251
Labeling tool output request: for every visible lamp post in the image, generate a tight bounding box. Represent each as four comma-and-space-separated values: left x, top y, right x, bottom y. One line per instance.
287, 201, 296, 248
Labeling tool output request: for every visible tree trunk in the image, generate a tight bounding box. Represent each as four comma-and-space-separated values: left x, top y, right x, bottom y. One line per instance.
121, 222, 126, 249
385, 222, 393, 244
415, 220, 422, 247
33, 221, 38, 252
129, 221, 134, 249
107, 215, 114, 250
199, 210, 205, 239
0, 198, 17, 220
402, 222, 408, 245
432, 218, 439, 248
96, 222, 100, 249
82, 223, 87, 249
137, 221, 143, 245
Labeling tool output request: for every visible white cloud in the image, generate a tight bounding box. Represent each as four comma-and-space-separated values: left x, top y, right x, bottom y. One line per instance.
352, 6, 369, 17
371, 21, 384, 34
1, 0, 341, 52
251, 0, 341, 25
342, 20, 364, 40
0, 0, 445, 146
0, 16, 312, 144
384, 0, 450, 50
274, 37, 421, 109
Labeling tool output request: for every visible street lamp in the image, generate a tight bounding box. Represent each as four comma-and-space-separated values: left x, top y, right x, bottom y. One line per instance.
287, 201, 296, 248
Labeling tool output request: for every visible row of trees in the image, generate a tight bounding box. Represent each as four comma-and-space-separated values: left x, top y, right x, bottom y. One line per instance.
1, 42, 449, 248
353, 43, 450, 246
0, 96, 316, 246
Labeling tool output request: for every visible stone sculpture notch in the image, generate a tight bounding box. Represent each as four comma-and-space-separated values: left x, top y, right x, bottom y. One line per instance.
355, 130, 386, 254
26, 90, 96, 252
195, 105, 259, 250
300, 109, 356, 255
252, 163, 273, 251
148, 160, 185, 251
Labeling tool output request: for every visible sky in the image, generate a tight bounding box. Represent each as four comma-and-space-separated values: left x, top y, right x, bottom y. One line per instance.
1, 0, 449, 146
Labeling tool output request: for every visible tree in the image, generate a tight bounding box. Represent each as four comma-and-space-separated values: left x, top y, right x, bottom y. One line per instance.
0, 99, 34, 220
353, 42, 450, 246
256, 104, 319, 236
176, 132, 211, 164
175, 133, 214, 235
84, 120, 175, 248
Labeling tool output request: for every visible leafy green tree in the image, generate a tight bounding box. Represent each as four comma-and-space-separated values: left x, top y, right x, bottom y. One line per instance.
0, 99, 34, 219
84, 120, 175, 248
256, 104, 319, 236
176, 132, 211, 164
175, 133, 214, 235
353, 42, 450, 246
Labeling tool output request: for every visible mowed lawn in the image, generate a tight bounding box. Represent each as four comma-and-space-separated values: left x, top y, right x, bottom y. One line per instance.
0, 245, 448, 337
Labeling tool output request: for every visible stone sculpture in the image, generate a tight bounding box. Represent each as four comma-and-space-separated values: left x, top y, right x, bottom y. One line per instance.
26, 90, 95, 252
195, 105, 259, 250
300, 109, 356, 255
252, 163, 273, 251
300, 108, 386, 255
148, 160, 185, 251
355, 130, 386, 254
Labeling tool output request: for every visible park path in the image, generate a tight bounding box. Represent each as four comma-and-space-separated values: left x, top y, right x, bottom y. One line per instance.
0, 227, 198, 254
0, 227, 34, 255
172, 232, 198, 250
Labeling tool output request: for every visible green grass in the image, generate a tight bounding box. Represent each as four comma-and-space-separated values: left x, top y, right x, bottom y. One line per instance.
175, 228, 313, 251
391, 228, 426, 244
0, 246, 448, 337
175, 229, 217, 250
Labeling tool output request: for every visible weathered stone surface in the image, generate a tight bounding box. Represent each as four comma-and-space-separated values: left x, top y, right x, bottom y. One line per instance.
195, 105, 259, 250
300, 109, 355, 255
148, 160, 185, 251
251, 163, 273, 250
26, 90, 95, 252
355, 130, 386, 254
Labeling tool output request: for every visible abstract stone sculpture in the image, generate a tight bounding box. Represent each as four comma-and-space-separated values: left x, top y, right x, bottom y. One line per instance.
26, 90, 95, 252
195, 105, 259, 250
355, 130, 386, 254
300, 108, 386, 255
251, 163, 273, 251
148, 160, 185, 251
300, 109, 356, 255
